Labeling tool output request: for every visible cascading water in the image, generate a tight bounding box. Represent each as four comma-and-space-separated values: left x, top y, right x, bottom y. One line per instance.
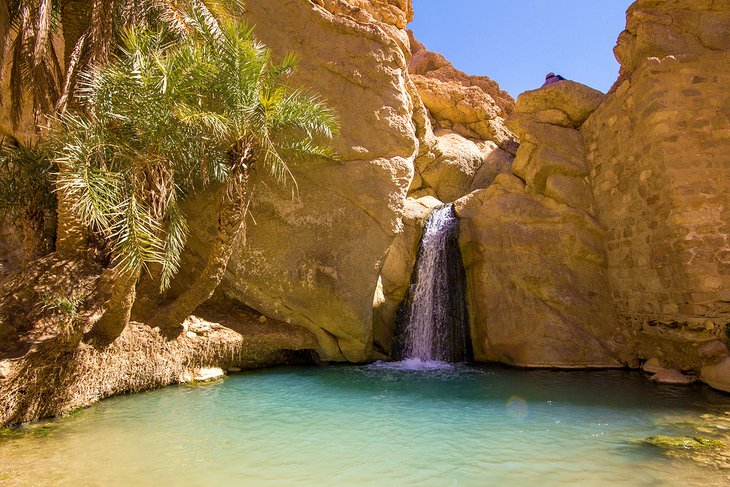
394, 204, 472, 363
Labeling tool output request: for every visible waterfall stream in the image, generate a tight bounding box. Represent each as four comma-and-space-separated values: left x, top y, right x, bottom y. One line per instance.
395, 204, 472, 363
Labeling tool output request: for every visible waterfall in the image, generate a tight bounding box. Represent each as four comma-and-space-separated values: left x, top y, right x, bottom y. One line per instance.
394, 204, 472, 363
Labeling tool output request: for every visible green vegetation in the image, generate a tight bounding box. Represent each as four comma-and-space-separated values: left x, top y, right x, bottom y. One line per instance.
51, 10, 337, 342
0, 1, 246, 126
0, 1, 338, 345
641, 435, 725, 450
0, 140, 56, 259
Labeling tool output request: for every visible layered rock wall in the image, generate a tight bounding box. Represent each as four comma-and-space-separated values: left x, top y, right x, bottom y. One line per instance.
455, 82, 629, 368
582, 0, 730, 371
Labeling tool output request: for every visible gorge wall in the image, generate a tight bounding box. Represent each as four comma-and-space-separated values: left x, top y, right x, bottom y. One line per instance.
583, 0, 730, 382
176, 0, 418, 362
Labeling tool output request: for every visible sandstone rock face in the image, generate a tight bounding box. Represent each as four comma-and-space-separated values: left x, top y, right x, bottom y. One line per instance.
453, 76, 631, 368
507, 81, 604, 211
582, 0, 730, 375
418, 130, 512, 203
408, 31, 514, 115
412, 75, 516, 149
455, 174, 626, 368
405, 33, 516, 204
515, 81, 605, 128
177, 0, 418, 363
613, 0, 730, 85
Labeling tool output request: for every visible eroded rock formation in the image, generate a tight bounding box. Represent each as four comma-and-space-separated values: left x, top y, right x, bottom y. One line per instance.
177, 0, 418, 362
583, 0, 730, 377
406, 32, 517, 205
455, 82, 628, 368
1, 0, 727, 390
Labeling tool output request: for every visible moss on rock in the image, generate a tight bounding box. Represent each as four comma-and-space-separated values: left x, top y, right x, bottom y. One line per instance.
642, 435, 725, 450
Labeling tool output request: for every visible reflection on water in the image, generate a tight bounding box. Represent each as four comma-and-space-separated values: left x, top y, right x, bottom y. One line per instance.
1, 365, 729, 486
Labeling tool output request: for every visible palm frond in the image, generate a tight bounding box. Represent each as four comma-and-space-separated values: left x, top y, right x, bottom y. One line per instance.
0, 1, 11, 85
272, 89, 339, 139
110, 191, 165, 275
56, 33, 87, 115
173, 103, 229, 137
158, 199, 188, 290
0, 139, 57, 224
189, 0, 224, 45
32, 0, 52, 69
151, 0, 194, 36
277, 139, 338, 163
9, 12, 27, 126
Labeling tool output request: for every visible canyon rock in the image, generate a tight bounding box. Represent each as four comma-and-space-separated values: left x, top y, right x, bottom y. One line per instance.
515, 81, 605, 128
408, 31, 514, 116
418, 130, 512, 203
406, 32, 515, 207
582, 0, 730, 378
411, 74, 516, 151
175, 0, 418, 362
451, 75, 626, 368
455, 174, 626, 368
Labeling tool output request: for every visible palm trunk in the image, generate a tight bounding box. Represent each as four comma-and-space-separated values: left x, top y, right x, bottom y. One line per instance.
21, 209, 49, 263
86, 264, 141, 345
61, 0, 92, 64
55, 0, 93, 254
54, 184, 88, 254
152, 162, 251, 330
130, 263, 164, 321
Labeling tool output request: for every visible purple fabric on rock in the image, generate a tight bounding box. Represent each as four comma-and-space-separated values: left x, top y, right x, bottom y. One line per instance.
542, 75, 565, 87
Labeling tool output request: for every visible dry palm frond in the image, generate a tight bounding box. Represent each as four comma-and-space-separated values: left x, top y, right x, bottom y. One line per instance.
32, 0, 52, 68
56, 33, 88, 115
90, 0, 114, 65
0, 1, 11, 86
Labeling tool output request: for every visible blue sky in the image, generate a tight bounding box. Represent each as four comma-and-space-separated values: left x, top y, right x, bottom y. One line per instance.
409, 1, 634, 98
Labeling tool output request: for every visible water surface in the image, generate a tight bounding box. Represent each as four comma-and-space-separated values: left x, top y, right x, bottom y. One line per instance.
2, 363, 729, 486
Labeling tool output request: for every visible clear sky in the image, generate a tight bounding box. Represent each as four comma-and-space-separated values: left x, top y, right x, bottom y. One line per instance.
408, 0, 635, 98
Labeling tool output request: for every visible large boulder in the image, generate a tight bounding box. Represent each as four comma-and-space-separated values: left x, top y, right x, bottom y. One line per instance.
701, 357, 730, 393
515, 82, 606, 128
418, 130, 512, 203
177, 0, 418, 362
455, 174, 627, 368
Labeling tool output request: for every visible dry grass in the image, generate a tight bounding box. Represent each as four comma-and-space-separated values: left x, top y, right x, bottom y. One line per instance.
0, 254, 318, 428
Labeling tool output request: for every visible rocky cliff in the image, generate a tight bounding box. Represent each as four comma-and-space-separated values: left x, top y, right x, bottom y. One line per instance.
175, 0, 419, 362
455, 82, 630, 368
583, 0, 730, 384
1, 0, 728, 387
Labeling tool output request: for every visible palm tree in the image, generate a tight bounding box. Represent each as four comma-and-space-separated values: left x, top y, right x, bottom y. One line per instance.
0, 1, 244, 125
1, 1, 245, 258
0, 138, 56, 261
54, 18, 338, 343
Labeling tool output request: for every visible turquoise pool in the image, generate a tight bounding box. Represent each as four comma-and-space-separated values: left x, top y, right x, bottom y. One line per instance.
2, 362, 729, 486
